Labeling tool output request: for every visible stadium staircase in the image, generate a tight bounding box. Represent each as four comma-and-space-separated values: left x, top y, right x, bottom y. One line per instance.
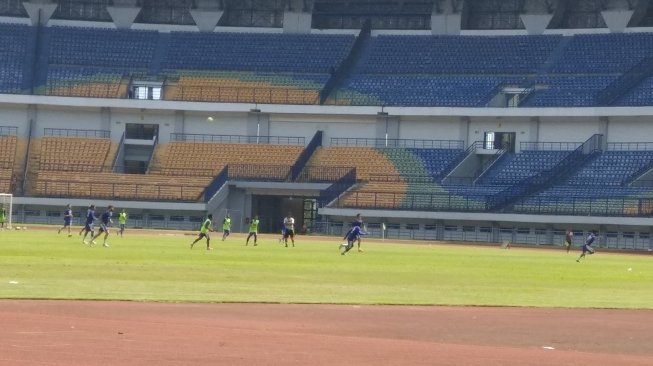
487, 134, 603, 211
319, 19, 372, 104
597, 56, 653, 106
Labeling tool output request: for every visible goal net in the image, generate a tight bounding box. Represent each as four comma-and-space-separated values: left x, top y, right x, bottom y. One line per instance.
0, 193, 12, 229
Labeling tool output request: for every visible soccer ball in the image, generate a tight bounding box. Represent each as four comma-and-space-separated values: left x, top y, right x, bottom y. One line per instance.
207, 116, 214, 122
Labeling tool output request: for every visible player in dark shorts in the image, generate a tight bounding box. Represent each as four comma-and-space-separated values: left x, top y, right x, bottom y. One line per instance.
81, 204, 97, 244
191, 214, 213, 250
91, 205, 114, 247
283, 213, 295, 247
576, 231, 597, 262
565, 228, 573, 253
58, 204, 73, 237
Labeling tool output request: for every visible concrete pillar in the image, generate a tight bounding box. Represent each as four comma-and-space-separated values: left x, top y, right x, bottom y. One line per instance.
247, 110, 270, 142
460, 116, 470, 146
190, 9, 224, 32
106, 3, 142, 29
376, 112, 399, 146
283, 11, 312, 34
431, 13, 461, 35
601, 10, 634, 33
22, 0, 58, 26
599, 116, 609, 149
100, 107, 111, 133
174, 110, 185, 140
520, 14, 553, 35
528, 117, 540, 151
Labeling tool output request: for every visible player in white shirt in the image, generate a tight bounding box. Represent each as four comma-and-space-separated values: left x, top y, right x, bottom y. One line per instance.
283, 213, 295, 247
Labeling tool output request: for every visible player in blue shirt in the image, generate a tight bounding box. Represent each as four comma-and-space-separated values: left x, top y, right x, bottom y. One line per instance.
90, 205, 114, 247
57, 204, 73, 237
576, 230, 597, 262
80, 204, 97, 244
340, 225, 368, 255
351, 213, 364, 252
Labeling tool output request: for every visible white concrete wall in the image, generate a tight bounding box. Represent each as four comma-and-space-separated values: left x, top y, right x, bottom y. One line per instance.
0, 105, 29, 138
33, 107, 104, 137
269, 114, 376, 145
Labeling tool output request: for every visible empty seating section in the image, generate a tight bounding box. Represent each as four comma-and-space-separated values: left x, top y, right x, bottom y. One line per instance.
46, 66, 124, 98
5, 26, 649, 107
406, 148, 463, 177
34, 171, 205, 201
45, 26, 157, 98
320, 146, 471, 210
337, 34, 559, 106
163, 32, 353, 103
37, 137, 112, 172
164, 32, 355, 73
170, 71, 327, 104
0, 135, 17, 193
479, 150, 571, 185
361, 35, 561, 74
524, 75, 618, 107
515, 150, 653, 215
158, 142, 303, 180
307, 147, 401, 181
48, 27, 157, 68
567, 151, 653, 186
338, 181, 407, 209
615, 77, 653, 106
550, 33, 653, 74
342, 75, 518, 107
0, 23, 28, 93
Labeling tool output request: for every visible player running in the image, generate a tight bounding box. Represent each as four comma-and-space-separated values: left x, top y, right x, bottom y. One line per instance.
222, 214, 231, 241
576, 230, 597, 262
245, 215, 260, 246
564, 228, 573, 253
340, 224, 368, 255
80, 204, 97, 244
352, 213, 364, 252
191, 214, 213, 250
283, 213, 295, 247
90, 205, 114, 247
57, 204, 73, 236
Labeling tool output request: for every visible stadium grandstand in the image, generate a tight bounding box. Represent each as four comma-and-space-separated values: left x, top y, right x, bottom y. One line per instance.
1, 0, 653, 250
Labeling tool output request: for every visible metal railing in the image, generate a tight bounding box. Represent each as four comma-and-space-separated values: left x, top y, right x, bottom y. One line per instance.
42, 81, 125, 99
170, 133, 305, 145
520, 141, 583, 151
330, 138, 465, 149
44, 128, 110, 138
607, 142, 653, 151
295, 165, 355, 183
171, 86, 320, 105
36, 180, 205, 202
329, 190, 490, 212
228, 163, 291, 182
513, 196, 652, 217
0, 126, 18, 136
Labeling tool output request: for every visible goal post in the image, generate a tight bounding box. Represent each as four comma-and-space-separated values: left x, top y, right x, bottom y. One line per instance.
0, 193, 12, 229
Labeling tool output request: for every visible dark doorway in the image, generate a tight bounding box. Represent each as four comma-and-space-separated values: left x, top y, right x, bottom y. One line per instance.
484, 131, 516, 152
126, 123, 159, 140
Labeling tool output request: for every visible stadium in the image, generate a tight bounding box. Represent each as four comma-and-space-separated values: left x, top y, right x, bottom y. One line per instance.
0, 0, 652, 365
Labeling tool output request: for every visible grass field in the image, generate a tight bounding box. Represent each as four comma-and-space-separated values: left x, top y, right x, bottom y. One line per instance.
1, 226, 652, 309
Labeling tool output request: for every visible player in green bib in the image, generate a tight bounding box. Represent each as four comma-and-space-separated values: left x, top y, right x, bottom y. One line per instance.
191, 214, 213, 250
118, 209, 128, 237
221, 214, 231, 241
0, 205, 6, 229
246, 215, 260, 246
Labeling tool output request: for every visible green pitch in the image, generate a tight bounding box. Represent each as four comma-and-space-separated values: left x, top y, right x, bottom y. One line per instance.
1, 227, 652, 309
